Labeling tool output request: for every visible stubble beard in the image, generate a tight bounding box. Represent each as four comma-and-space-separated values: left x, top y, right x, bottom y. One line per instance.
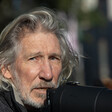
13, 71, 58, 108
20, 82, 57, 108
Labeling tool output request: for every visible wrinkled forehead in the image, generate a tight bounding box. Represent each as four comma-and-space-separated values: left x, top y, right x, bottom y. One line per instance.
18, 23, 54, 41
15, 31, 62, 61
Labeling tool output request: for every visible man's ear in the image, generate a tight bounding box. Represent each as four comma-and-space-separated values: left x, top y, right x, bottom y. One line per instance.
1, 66, 12, 79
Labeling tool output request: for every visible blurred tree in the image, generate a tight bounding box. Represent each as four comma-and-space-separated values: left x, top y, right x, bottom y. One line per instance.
0, 0, 14, 32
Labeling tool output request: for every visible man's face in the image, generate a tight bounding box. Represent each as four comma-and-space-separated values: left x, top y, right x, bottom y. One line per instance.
10, 31, 62, 108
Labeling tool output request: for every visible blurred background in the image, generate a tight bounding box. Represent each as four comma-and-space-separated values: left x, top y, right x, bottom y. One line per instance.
0, 0, 112, 88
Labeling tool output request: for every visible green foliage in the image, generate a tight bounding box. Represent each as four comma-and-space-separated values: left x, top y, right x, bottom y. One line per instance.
57, 0, 73, 12
77, 9, 107, 28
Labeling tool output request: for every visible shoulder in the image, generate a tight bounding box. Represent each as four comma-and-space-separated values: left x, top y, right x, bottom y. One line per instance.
0, 100, 13, 112
0, 93, 13, 112
0, 89, 27, 112
0, 88, 15, 112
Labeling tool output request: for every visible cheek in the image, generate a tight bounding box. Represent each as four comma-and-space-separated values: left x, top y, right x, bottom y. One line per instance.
15, 64, 40, 83
52, 64, 62, 82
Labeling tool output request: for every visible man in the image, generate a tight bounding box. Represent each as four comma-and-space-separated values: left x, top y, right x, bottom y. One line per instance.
0, 7, 78, 112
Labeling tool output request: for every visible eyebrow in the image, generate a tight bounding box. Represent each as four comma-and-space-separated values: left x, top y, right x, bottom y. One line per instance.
23, 52, 42, 59
24, 52, 61, 58
49, 53, 61, 58
28, 52, 42, 57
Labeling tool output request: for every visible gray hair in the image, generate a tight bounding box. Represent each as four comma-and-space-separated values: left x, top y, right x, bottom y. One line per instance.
0, 7, 78, 90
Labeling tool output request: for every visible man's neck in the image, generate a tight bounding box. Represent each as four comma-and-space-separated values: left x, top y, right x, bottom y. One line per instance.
12, 86, 24, 106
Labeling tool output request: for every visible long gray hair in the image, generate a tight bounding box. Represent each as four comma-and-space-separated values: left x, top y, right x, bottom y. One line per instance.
0, 7, 79, 90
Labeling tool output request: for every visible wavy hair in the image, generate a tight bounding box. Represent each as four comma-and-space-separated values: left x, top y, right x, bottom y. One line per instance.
0, 7, 79, 90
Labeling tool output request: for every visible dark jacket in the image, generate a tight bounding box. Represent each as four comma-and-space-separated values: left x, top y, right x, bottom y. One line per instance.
0, 87, 27, 112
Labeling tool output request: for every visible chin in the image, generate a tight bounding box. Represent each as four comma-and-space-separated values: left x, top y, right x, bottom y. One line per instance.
19, 89, 47, 108
22, 96, 46, 108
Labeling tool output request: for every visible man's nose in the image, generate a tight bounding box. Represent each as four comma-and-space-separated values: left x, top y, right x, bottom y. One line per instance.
39, 60, 53, 81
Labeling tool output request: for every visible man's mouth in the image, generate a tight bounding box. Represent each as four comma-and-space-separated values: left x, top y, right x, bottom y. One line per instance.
33, 87, 51, 94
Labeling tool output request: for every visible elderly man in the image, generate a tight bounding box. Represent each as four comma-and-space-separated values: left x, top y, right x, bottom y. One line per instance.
0, 7, 78, 112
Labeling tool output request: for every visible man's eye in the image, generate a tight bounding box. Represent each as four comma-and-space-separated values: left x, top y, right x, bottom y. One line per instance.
29, 56, 41, 61
50, 57, 56, 60
29, 57, 36, 60
50, 56, 60, 61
